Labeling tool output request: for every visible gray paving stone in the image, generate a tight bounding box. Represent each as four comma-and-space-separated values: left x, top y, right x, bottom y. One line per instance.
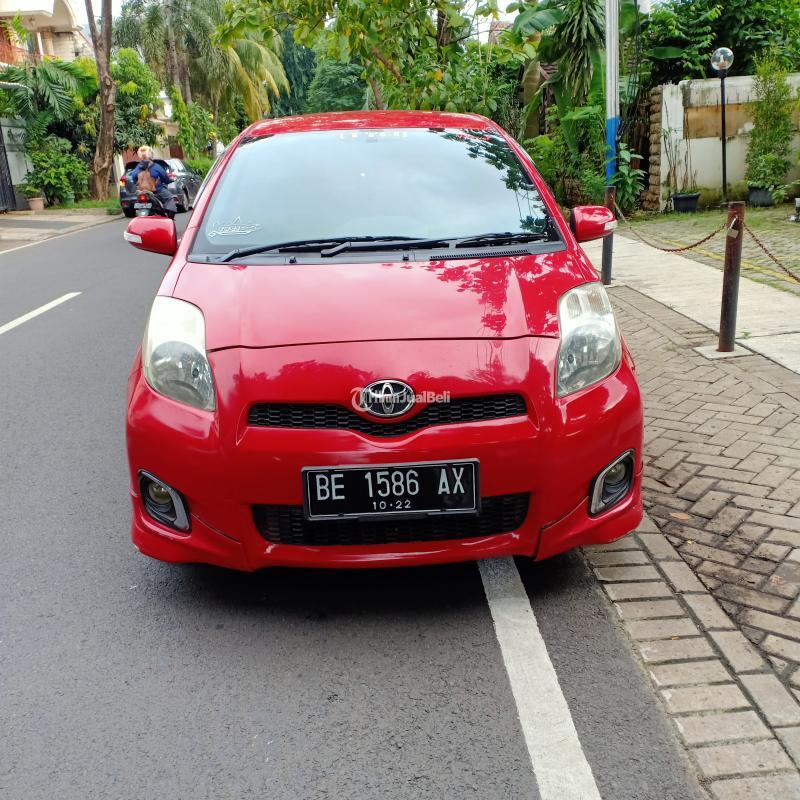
638, 637, 716, 663
661, 683, 749, 714
710, 631, 767, 673
585, 549, 651, 567
716, 584, 789, 614
740, 673, 800, 726
694, 739, 793, 778
625, 617, 700, 641
673, 710, 769, 746
659, 560, 706, 592
776, 727, 800, 769
649, 659, 731, 687
740, 609, 800, 640
683, 593, 736, 630
593, 565, 661, 582
615, 599, 684, 620
636, 532, 681, 561
681, 542, 742, 567
763, 635, 800, 664
710, 774, 800, 799
767, 529, 800, 547
750, 511, 800, 532
603, 581, 672, 601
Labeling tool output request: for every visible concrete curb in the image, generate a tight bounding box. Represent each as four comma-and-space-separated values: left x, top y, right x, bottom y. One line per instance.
586, 516, 800, 799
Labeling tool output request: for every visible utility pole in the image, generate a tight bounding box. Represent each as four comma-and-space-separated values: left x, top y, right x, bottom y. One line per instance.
602, 0, 619, 285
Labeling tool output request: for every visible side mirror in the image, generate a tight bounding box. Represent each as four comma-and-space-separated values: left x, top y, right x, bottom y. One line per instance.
124, 216, 177, 256
570, 206, 617, 243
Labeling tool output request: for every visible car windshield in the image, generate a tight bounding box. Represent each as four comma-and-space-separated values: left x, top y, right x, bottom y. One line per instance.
190, 127, 555, 257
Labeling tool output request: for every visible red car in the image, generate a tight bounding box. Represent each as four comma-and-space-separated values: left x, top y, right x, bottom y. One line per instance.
124, 111, 642, 571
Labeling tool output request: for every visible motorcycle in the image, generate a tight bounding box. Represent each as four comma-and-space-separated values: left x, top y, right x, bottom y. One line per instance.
133, 190, 176, 220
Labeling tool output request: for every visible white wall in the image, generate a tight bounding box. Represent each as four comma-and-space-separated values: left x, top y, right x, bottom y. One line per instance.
657, 75, 800, 209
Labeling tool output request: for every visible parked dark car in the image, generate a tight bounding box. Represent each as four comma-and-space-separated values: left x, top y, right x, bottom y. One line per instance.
119, 158, 203, 217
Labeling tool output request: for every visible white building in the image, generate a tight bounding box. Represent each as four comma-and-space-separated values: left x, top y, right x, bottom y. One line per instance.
0, 0, 93, 64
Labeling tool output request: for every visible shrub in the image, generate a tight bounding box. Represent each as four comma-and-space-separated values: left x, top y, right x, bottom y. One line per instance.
184, 156, 214, 177
25, 135, 90, 205
745, 53, 795, 194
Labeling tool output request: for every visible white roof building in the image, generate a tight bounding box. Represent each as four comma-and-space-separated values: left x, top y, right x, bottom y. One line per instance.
0, 0, 93, 64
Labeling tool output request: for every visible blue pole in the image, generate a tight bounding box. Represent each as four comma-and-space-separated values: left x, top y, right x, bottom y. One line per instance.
605, 0, 620, 182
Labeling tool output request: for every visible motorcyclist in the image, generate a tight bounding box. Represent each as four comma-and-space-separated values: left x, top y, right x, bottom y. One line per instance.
130, 145, 177, 216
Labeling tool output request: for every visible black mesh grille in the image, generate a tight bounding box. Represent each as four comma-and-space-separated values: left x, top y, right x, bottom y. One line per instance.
248, 394, 526, 437
252, 493, 530, 546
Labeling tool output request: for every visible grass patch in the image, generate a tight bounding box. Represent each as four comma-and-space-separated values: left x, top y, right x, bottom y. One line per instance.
48, 198, 119, 210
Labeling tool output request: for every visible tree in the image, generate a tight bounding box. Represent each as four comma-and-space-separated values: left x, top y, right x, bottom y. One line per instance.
270, 21, 316, 117
85, 0, 116, 199
0, 58, 93, 122
304, 56, 365, 113
115, 0, 288, 121
745, 52, 795, 194
221, 1, 537, 114
112, 48, 162, 152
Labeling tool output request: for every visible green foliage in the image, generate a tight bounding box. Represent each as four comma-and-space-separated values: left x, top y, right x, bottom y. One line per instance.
112, 48, 162, 153
116, 0, 289, 121
223, 1, 534, 116
25, 136, 90, 205
745, 53, 795, 191
20, 182, 42, 199
612, 143, 645, 212
716, 0, 800, 75
169, 85, 194, 157
643, 0, 722, 85
525, 103, 606, 206
643, 0, 800, 84
304, 57, 366, 113
185, 156, 214, 176
0, 58, 94, 122
270, 20, 316, 117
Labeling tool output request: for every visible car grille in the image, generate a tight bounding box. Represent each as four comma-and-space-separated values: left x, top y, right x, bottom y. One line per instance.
252, 493, 530, 546
247, 394, 527, 437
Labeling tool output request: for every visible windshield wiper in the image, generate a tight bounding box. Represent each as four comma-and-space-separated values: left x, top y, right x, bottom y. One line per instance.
219, 237, 350, 262
319, 236, 453, 256
453, 231, 553, 248
219, 235, 437, 262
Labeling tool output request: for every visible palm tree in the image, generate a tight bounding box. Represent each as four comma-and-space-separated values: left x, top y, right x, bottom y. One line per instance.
0, 58, 93, 122
114, 0, 287, 121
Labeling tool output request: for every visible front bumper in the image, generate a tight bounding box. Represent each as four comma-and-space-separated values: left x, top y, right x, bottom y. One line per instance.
126, 338, 643, 570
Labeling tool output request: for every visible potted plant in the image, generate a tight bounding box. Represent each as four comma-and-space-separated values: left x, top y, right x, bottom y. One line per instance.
745, 52, 794, 207
662, 127, 699, 213
21, 182, 44, 212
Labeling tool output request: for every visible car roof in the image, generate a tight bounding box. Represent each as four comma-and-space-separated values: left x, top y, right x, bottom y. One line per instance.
240, 110, 496, 139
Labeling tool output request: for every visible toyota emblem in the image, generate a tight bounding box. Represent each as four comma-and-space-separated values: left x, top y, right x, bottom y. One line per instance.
358, 380, 415, 418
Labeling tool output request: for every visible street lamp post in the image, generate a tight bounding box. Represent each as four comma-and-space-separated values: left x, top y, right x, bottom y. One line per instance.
711, 47, 734, 204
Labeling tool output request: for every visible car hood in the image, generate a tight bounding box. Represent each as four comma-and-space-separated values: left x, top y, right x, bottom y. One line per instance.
173, 249, 595, 350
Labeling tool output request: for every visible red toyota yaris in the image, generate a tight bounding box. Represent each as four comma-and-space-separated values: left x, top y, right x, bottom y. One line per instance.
125, 111, 642, 571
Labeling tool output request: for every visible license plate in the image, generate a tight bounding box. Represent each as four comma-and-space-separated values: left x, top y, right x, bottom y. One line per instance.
134, 201, 152, 209
303, 460, 479, 520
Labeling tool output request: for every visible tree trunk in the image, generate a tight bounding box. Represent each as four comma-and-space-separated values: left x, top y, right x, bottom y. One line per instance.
164, 1, 181, 90
368, 77, 384, 110
85, 0, 116, 200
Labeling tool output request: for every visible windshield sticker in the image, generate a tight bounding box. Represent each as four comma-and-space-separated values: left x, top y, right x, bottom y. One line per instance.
207, 217, 262, 238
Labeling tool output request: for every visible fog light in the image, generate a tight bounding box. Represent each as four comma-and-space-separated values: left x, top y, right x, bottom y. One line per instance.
138, 471, 190, 531
590, 451, 635, 516
147, 482, 172, 506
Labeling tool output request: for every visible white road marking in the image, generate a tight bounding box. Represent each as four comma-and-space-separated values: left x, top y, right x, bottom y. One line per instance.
0, 292, 82, 337
479, 557, 603, 800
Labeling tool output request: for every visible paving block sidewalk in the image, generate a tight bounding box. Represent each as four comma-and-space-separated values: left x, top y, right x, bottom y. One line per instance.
578, 232, 800, 793
605, 284, 800, 689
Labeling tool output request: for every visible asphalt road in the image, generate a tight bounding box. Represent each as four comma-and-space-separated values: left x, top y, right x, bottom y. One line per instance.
1, 217, 705, 800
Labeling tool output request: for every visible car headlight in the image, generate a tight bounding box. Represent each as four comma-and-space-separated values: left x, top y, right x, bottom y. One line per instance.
143, 297, 215, 410
557, 283, 621, 397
